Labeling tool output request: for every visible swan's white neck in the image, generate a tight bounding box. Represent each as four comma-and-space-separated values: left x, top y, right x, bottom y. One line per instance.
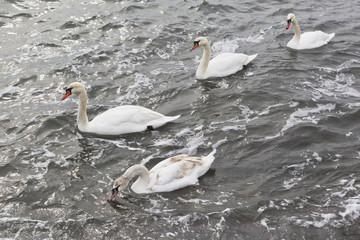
77, 89, 89, 130
292, 17, 301, 40
197, 43, 211, 76
120, 165, 150, 193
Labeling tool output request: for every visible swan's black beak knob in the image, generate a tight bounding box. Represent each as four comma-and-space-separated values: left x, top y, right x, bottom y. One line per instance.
107, 186, 119, 202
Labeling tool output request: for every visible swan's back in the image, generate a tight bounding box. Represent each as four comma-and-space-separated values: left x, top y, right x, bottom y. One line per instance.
145, 150, 216, 193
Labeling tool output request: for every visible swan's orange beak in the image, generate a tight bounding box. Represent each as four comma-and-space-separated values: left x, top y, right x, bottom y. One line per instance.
61, 89, 72, 100
107, 186, 119, 202
286, 19, 291, 29
191, 42, 199, 51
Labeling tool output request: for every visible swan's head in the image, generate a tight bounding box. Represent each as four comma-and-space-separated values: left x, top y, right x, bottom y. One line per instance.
190, 37, 209, 51
107, 185, 120, 202
61, 82, 85, 100
107, 176, 130, 202
286, 13, 296, 29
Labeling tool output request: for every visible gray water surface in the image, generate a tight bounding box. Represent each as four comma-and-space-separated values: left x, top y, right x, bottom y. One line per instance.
1, 0, 360, 239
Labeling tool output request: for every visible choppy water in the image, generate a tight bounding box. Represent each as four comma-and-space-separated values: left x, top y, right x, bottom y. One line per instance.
1, 0, 360, 239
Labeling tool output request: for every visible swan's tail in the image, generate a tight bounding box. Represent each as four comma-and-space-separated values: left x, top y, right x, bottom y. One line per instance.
148, 114, 180, 129
203, 149, 216, 167
244, 54, 258, 65
326, 33, 335, 43
163, 115, 181, 123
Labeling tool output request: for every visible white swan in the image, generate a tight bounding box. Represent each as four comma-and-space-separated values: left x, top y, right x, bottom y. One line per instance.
286, 13, 335, 50
190, 37, 257, 80
107, 150, 216, 201
61, 82, 180, 135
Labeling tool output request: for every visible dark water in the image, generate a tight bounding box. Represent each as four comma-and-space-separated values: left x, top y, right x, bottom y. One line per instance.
1, 0, 360, 239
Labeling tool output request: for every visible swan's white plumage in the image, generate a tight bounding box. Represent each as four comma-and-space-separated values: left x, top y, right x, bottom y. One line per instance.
86, 105, 180, 135
108, 150, 216, 200
286, 13, 335, 50
142, 151, 215, 193
62, 82, 180, 135
191, 37, 257, 80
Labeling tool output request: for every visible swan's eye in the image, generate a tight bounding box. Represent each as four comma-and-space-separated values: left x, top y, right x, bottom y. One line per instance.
194, 41, 200, 45
287, 19, 291, 24
112, 185, 120, 193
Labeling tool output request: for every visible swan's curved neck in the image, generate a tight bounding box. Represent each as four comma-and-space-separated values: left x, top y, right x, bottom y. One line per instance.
292, 17, 301, 39
198, 43, 211, 74
121, 165, 150, 192
77, 90, 89, 129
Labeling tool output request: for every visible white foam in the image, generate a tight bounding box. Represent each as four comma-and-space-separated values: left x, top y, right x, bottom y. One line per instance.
281, 103, 335, 134
308, 60, 360, 103
26, 159, 51, 180
0, 86, 20, 99
283, 177, 302, 190
153, 138, 176, 146
117, 72, 153, 104
336, 59, 360, 72
260, 218, 275, 232
284, 152, 325, 189
239, 30, 265, 44
175, 128, 192, 138
178, 197, 210, 204
184, 135, 204, 155
312, 152, 322, 162
345, 132, 353, 137
331, 179, 357, 198
211, 39, 239, 56
339, 194, 360, 220
287, 175, 360, 229
96, 138, 145, 152
154, 48, 170, 59
194, 125, 203, 131
292, 213, 338, 228
43, 146, 56, 158
257, 205, 267, 213
210, 116, 247, 134
0, 217, 47, 225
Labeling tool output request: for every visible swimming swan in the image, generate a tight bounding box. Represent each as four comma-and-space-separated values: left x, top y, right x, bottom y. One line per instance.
108, 150, 216, 201
191, 37, 257, 80
61, 82, 180, 135
286, 13, 335, 50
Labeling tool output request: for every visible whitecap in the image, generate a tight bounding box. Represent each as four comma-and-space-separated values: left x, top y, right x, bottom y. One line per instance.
153, 138, 176, 147
283, 177, 302, 190
0, 86, 20, 99
312, 152, 322, 162
43, 146, 56, 158
281, 103, 336, 134
0, 217, 47, 225
211, 39, 239, 56
154, 48, 170, 59
260, 218, 275, 232
339, 194, 360, 221
117, 72, 153, 104
292, 212, 338, 228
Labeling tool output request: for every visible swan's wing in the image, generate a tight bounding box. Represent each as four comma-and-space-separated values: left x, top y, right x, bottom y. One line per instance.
299, 31, 334, 49
147, 155, 213, 193
207, 53, 250, 77
88, 105, 171, 134
92, 105, 164, 125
